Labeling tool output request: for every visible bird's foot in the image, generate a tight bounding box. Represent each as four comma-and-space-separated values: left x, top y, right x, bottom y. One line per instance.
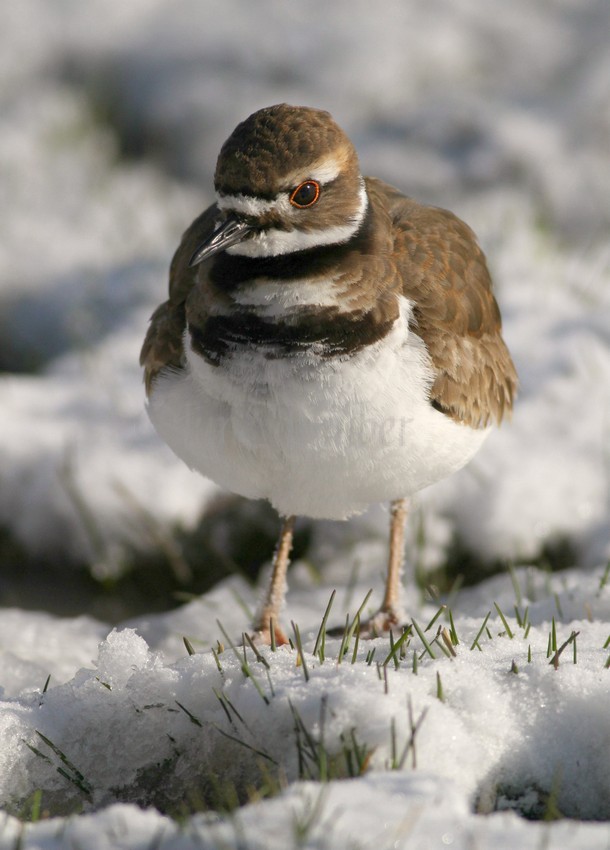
356, 607, 408, 639
327, 606, 408, 639
247, 620, 290, 648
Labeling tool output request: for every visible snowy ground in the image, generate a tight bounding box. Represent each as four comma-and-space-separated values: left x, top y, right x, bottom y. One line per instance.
1, 1, 609, 848
1, 565, 609, 848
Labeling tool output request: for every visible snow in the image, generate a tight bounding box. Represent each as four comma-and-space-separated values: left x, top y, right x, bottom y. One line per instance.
0, 565, 609, 848
1, 0, 610, 847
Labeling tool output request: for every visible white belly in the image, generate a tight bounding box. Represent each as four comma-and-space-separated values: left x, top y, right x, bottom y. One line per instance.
147, 299, 489, 519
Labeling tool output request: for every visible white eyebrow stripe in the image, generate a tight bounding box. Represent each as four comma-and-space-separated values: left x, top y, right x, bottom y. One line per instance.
294, 157, 341, 186
216, 157, 343, 217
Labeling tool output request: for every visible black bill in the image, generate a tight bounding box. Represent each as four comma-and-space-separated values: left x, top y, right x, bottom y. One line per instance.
189, 215, 253, 267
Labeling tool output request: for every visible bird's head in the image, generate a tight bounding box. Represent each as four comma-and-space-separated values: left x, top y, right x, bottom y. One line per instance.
189, 104, 368, 266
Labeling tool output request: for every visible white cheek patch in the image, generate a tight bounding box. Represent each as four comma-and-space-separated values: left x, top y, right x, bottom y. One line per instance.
226, 225, 359, 257
226, 180, 369, 258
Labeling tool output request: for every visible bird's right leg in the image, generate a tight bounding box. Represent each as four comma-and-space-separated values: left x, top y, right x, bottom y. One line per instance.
250, 514, 295, 646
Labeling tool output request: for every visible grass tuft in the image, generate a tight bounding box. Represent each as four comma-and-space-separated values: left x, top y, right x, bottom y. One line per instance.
15, 789, 46, 825
212, 723, 278, 765
448, 608, 460, 645
211, 646, 224, 673
291, 788, 327, 846
336, 589, 373, 664
542, 768, 564, 822
210, 690, 277, 767
340, 728, 373, 777
411, 618, 436, 659
424, 604, 446, 632
470, 612, 491, 651
493, 602, 514, 639
383, 626, 413, 669
436, 671, 445, 702
389, 698, 429, 770
549, 630, 579, 670
28, 732, 92, 800
554, 593, 564, 619
350, 619, 361, 664
175, 700, 203, 727
313, 589, 336, 662
336, 614, 350, 664
291, 621, 309, 682
216, 620, 269, 705
598, 562, 610, 593
243, 633, 271, 669
269, 617, 277, 653
439, 627, 457, 658
289, 697, 373, 783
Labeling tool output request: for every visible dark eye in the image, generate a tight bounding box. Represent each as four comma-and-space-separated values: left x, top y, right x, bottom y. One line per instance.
289, 180, 320, 208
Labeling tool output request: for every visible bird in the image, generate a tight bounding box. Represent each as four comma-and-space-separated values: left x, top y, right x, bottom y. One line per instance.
140, 103, 517, 645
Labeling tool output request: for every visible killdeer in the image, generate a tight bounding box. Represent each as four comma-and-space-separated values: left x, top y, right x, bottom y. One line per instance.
141, 104, 517, 644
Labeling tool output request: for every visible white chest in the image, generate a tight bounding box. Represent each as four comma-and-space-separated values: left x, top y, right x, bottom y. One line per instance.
147, 297, 488, 519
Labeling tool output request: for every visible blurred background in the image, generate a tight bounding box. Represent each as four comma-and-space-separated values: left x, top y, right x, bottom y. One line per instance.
1, 0, 609, 621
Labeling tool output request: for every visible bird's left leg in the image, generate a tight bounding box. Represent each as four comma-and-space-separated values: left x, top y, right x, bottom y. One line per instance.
358, 497, 409, 636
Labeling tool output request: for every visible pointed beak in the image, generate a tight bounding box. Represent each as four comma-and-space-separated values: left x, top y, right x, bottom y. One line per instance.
189, 215, 253, 267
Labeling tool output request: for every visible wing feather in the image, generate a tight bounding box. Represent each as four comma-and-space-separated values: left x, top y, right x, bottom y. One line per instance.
367, 177, 517, 427
140, 204, 219, 394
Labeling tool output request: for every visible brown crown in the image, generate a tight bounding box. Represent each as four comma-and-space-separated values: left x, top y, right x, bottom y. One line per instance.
214, 104, 357, 198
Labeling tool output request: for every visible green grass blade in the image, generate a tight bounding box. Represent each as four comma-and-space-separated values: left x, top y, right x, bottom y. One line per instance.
411, 618, 436, 659
470, 612, 491, 651
313, 590, 336, 658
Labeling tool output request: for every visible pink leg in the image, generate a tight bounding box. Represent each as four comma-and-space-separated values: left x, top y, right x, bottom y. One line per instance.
381, 497, 409, 619
359, 498, 409, 635
250, 515, 295, 645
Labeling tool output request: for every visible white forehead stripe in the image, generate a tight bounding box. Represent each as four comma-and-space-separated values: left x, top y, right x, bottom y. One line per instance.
227, 179, 369, 258
300, 157, 341, 185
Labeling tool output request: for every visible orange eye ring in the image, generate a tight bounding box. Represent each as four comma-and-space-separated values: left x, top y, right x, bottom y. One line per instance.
289, 180, 320, 208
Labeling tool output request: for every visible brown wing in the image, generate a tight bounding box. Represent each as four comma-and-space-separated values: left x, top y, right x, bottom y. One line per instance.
367, 178, 517, 428
140, 204, 219, 395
